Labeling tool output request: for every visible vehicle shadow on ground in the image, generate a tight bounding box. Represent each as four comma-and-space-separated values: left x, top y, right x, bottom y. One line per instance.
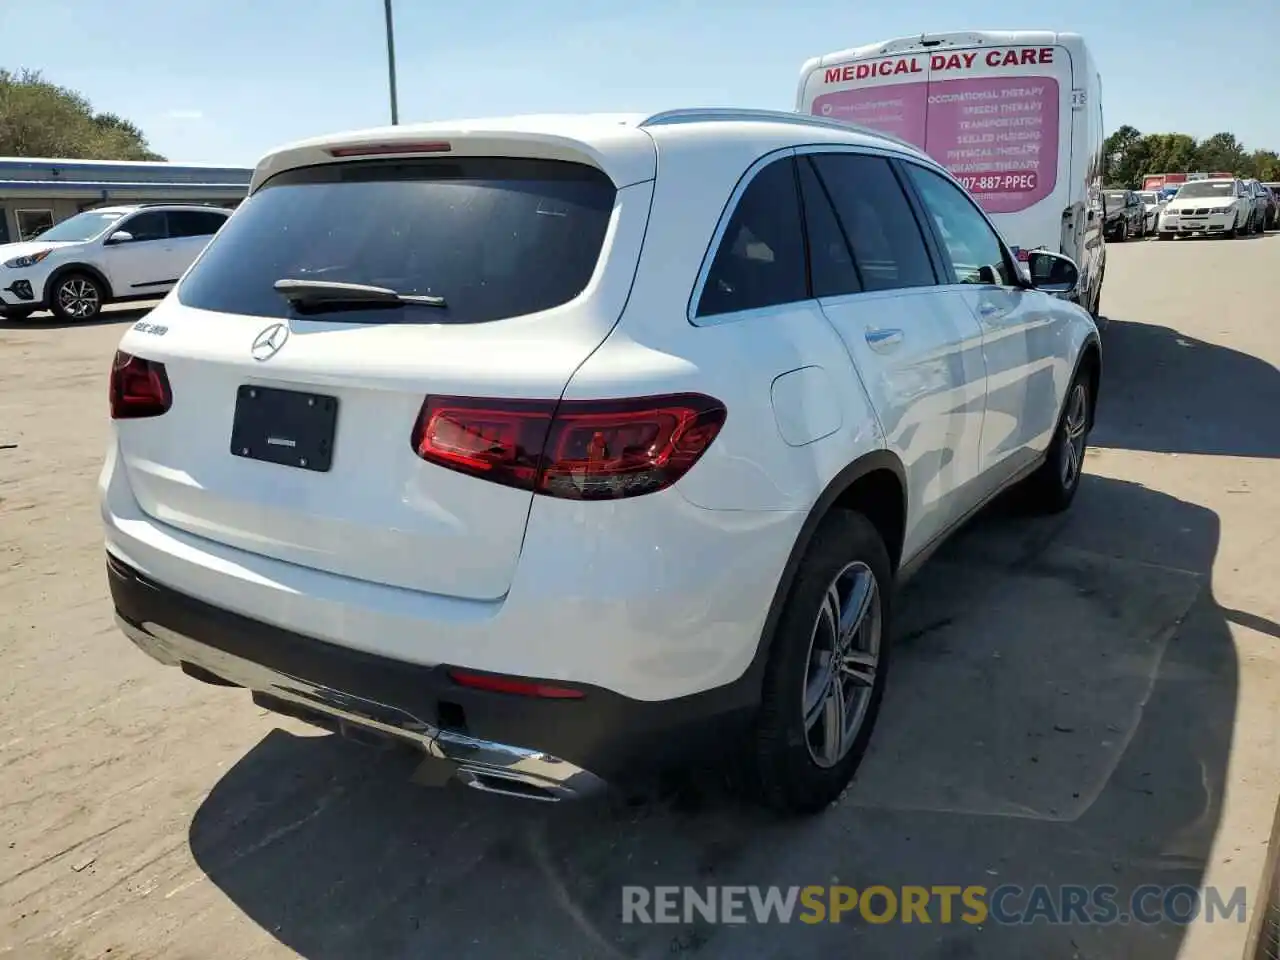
187, 466, 1237, 959
0, 306, 153, 330
1091, 316, 1280, 458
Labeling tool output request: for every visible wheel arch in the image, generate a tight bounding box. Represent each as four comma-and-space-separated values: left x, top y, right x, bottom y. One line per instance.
43, 263, 114, 306
731, 449, 908, 707
1073, 331, 1102, 432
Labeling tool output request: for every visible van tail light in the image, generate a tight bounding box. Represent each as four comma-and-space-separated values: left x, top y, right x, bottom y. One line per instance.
109, 351, 171, 419
410, 393, 727, 500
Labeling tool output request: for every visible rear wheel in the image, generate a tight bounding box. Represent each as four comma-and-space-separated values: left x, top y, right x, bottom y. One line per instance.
1020, 365, 1093, 514
50, 273, 104, 322
748, 510, 893, 816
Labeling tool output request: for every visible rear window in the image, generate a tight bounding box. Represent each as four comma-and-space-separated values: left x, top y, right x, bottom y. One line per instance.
178, 156, 617, 324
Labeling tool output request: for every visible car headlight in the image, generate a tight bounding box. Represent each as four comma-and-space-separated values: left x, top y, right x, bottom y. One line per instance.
4, 249, 52, 269
1217, 205, 1234, 216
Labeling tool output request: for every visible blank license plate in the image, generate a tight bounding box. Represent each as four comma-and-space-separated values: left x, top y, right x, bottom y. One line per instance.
230, 385, 338, 472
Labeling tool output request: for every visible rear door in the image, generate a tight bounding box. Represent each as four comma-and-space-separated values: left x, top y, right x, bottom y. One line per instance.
113, 154, 650, 601
800, 45, 933, 149
919, 39, 1073, 256
797, 148, 988, 559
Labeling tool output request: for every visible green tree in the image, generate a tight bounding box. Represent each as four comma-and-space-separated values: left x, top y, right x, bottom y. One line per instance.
1194, 132, 1247, 174
1143, 133, 1199, 177
1246, 149, 1280, 182
1102, 124, 1143, 185
0, 69, 164, 160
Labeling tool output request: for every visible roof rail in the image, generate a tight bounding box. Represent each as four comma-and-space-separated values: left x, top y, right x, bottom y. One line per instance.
638, 107, 921, 152
131, 200, 232, 208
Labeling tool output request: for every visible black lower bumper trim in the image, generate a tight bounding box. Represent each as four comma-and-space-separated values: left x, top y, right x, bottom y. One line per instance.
106, 552, 756, 785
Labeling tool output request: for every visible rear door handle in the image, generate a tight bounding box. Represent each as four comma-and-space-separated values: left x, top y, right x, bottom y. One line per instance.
864, 327, 903, 351
977, 302, 1002, 318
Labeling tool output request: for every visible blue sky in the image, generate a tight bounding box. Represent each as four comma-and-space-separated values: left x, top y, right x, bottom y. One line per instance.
4, 0, 1276, 166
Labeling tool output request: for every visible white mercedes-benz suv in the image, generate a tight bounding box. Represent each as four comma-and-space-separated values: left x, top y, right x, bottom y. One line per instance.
101, 109, 1101, 814
0, 203, 229, 322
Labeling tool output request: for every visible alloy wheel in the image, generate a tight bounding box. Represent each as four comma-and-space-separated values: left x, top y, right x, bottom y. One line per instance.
1059, 382, 1089, 489
58, 278, 100, 319
802, 561, 882, 768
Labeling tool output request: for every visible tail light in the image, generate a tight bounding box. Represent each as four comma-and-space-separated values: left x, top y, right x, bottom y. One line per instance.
410, 393, 726, 500
109, 350, 171, 419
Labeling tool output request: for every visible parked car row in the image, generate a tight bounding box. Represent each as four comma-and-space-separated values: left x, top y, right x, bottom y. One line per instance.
1103, 178, 1278, 242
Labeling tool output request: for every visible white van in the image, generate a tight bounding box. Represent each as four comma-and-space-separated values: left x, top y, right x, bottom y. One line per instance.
796, 31, 1106, 317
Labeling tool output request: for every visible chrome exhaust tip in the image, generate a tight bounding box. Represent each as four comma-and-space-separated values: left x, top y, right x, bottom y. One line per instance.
455, 766, 571, 802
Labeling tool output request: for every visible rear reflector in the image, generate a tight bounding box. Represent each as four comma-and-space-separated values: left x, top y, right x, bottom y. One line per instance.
109, 350, 171, 419
327, 141, 451, 157
447, 669, 585, 699
410, 393, 727, 500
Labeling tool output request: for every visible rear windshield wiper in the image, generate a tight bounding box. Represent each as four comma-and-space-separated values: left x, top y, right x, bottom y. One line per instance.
273, 278, 447, 311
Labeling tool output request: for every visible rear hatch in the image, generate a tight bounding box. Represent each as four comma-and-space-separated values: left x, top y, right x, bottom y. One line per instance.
114, 136, 655, 601
800, 32, 1075, 251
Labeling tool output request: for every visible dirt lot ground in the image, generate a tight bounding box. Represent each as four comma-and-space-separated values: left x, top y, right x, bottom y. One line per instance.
2, 234, 1278, 960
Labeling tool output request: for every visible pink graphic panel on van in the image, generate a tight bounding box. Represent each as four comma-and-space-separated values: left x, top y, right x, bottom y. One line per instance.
810, 74, 1059, 215
924, 76, 1059, 214
809, 81, 927, 149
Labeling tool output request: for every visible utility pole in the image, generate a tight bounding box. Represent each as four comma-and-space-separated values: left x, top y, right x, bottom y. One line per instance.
383, 0, 399, 124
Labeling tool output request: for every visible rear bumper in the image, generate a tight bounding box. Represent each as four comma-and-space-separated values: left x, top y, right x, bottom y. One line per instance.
107, 551, 755, 799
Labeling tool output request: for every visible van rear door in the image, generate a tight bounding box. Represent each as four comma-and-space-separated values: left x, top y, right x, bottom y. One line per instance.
917, 35, 1076, 254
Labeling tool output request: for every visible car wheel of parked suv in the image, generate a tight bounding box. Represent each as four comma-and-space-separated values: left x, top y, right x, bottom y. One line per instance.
750, 509, 893, 815
1020, 365, 1094, 513
51, 273, 104, 322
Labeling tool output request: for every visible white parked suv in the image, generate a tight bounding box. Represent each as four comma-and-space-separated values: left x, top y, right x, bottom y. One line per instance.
0, 203, 230, 321
1157, 178, 1255, 239
101, 109, 1101, 814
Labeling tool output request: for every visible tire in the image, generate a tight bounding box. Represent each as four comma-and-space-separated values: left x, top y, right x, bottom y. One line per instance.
50, 272, 105, 322
1117, 221, 1127, 242
748, 509, 893, 816
1020, 363, 1093, 514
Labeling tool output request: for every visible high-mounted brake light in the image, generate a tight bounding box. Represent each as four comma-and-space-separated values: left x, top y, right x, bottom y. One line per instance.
447, 668, 585, 699
410, 393, 727, 500
326, 141, 452, 158
109, 350, 171, 419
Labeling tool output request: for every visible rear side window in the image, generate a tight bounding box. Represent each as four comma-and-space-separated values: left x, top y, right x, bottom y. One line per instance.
119, 211, 168, 242
696, 157, 808, 317
178, 157, 617, 324
796, 157, 861, 298
168, 210, 227, 238
808, 153, 937, 293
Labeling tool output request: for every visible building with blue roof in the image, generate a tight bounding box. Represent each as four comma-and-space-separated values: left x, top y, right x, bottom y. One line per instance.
0, 156, 251, 243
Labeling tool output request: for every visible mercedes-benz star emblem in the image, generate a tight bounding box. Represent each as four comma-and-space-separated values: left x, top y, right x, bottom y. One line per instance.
250, 322, 290, 361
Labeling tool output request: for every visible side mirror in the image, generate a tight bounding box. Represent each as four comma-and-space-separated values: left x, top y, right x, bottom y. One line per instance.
1026, 250, 1079, 296
105, 230, 133, 245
